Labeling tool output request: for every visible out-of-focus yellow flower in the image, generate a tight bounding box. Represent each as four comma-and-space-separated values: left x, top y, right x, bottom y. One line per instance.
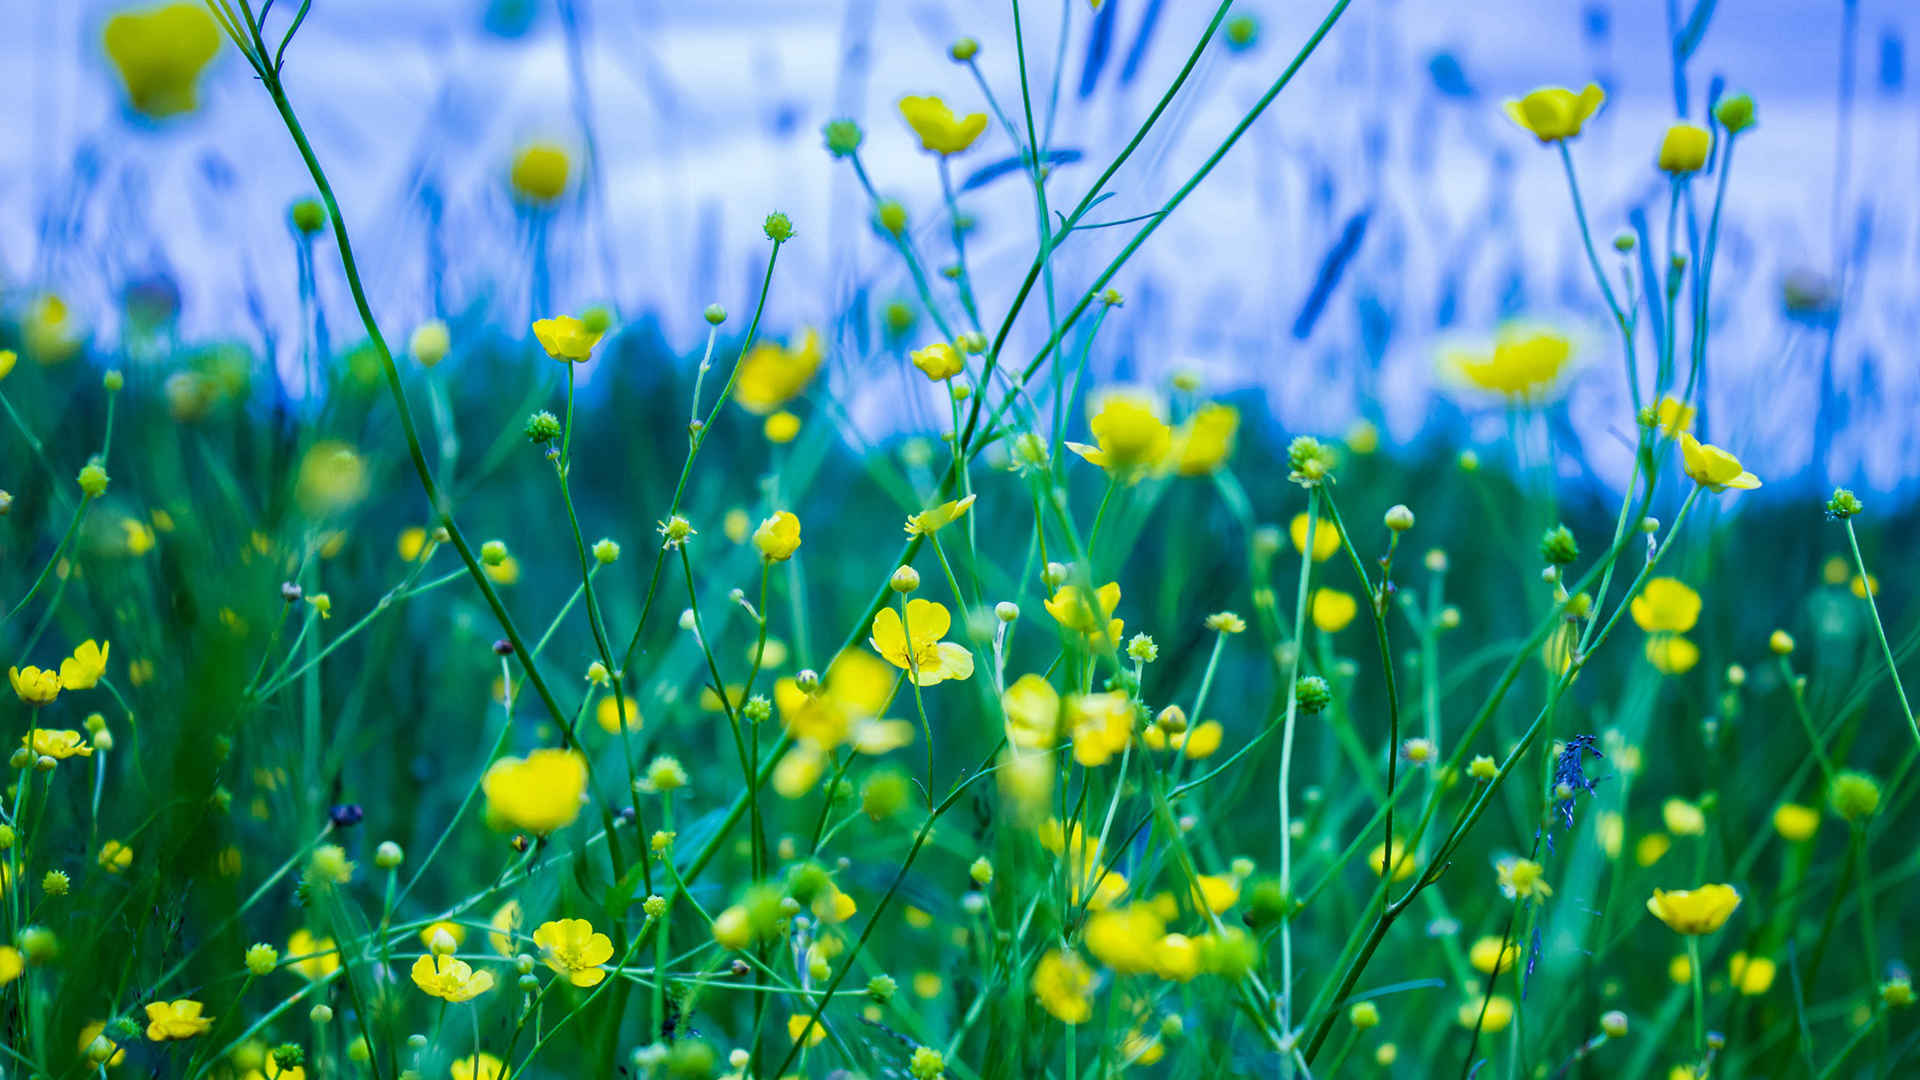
98, 840, 133, 873
0, 946, 21, 987
1002, 673, 1061, 750
104, 4, 221, 119
1345, 418, 1380, 454
1503, 84, 1606, 142
295, 442, 369, 516
22, 729, 92, 759
1851, 574, 1879, 599
1653, 395, 1696, 435
1729, 952, 1776, 995
788, 1013, 828, 1047
450, 1053, 507, 1080
1631, 578, 1701, 633
909, 342, 965, 381
531, 315, 603, 362
1470, 936, 1517, 974
397, 527, 428, 561
488, 900, 522, 957
533, 918, 614, 987
1636, 833, 1672, 867
510, 143, 571, 204
11, 665, 62, 705
1662, 798, 1707, 836
144, 999, 213, 1040
1170, 403, 1239, 475
1154, 933, 1202, 982
870, 599, 975, 686
1192, 873, 1240, 913
1596, 810, 1624, 858
1040, 819, 1130, 908
1031, 948, 1094, 1024
904, 494, 976, 537
1067, 395, 1171, 476
1658, 123, 1712, 174
1045, 582, 1124, 645
0, 349, 14, 381
765, 410, 802, 443
1772, 803, 1819, 842
1066, 691, 1134, 767
1369, 839, 1417, 882
1446, 325, 1574, 402
484, 555, 520, 586
79, 1020, 127, 1066
1311, 589, 1358, 633
1669, 954, 1692, 984
735, 329, 824, 414
1084, 904, 1166, 974
1291, 512, 1340, 561
1679, 433, 1760, 492
774, 651, 904, 754
1457, 995, 1515, 1032
1144, 719, 1224, 759
596, 695, 642, 734
1497, 857, 1552, 902
410, 954, 495, 1002
25, 295, 83, 365
1646, 884, 1741, 934
1645, 635, 1700, 675
287, 929, 339, 980
754, 510, 803, 561
482, 748, 589, 834
899, 95, 988, 155
420, 921, 467, 951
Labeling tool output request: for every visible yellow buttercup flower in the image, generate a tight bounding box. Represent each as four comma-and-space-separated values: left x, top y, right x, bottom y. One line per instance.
1045, 582, 1124, 645
1170, 403, 1239, 475
1369, 839, 1417, 882
0, 349, 14, 380
1646, 883, 1741, 934
488, 900, 523, 957
1311, 588, 1358, 633
1002, 673, 1061, 750
482, 748, 589, 834
1066, 690, 1135, 767
1631, 578, 1701, 633
1644, 635, 1700, 675
899, 95, 988, 155
1469, 936, 1517, 974
9, 665, 61, 705
909, 342, 965, 381
510, 143, 572, 204
734, 329, 824, 414
1653, 395, 1696, 435
531, 315, 603, 362
144, 999, 213, 1040
1290, 512, 1340, 561
59, 640, 110, 690
1144, 719, 1224, 759
287, 929, 340, 980
410, 954, 496, 1002
1661, 798, 1707, 836
103, 4, 221, 119
22, 729, 92, 760
1772, 803, 1819, 843
1503, 83, 1606, 142
1729, 952, 1776, 996
1497, 857, 1552, 903
98, 840, 133, 873
1636, 833, 1672, 867
420, 921, 467, 950
0, 946, 22, 986
774, 650, 900, 752
1066, 395, 1172, 476
1031, 948, 1094, 1024
1447, 325, 1574, 402
295, 441, 369, 516
905, 494, 976, 537
533, 918, 615, 987
754, 510, 803, 562
78, 1020, 127, 1066
1040, 819, 1130, 908
1084, 904, 1166, 974
596, 696, 642, 734
1679, 433, 1760, 492
870, 599, 975, 686
1658, 122, 1712, 174
451, 1053, 507, 1080
1457, 995, 1515, 1032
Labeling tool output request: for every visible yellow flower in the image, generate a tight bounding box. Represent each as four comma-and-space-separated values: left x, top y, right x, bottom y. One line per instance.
1447, 325, 1574, 401
59, 640, 110, 690
1658, 123, 1712, 174
735, 329, 824, 414
531, 315, 603, 362
0, 946, 22, 986
1646, 883, 1741, 934
1631, 578, 1701, 633
1191, 873, 1240, 913
1045, 582, 1124, 645
9, 665, 61, 705
1002, 673, 1062, 750
1653, 395, 1695, 435
1066, 396, 1171, 476
1143, 719, 1224, 759
1772, 803, 1819, 843
909, 342, 965, 381
1669, 954, 1693, 984
899, 95, 988, 155
21, 729, 92, 759
103, 4, 221, 119
533, 918, 615, 987
1031, 948, 1094, 1024
397, 527, 429, 561
754, 510, 803, 561
1457, 995, 1515, 1033
485, 555, 521, 586
1469, 936, 1517, 974
1645, 635, 1700, 675
788, 1013, 828, 1047
450, 1053, 508, 1080
420, 921, 468, 951
1066, 691, 1135, 767
904, 494, 976, 537
410, 954, 496, 1002
287, 929, 340, 980
144, 999, 213, 1040
1369, 839, 1417, 882
596, 696, 642, 734
1170, 403, 1240, 475
482, 749, 589, 834
1729, 952, 1776, 996
98, 840, 133, 873
1290, 512, 1340, 562
488, 900, 523, 957
1153, 933, 1202, 982
1851, 574, 1879, 599
1662, 798, 1707, 836
1679, 433, 1760, 492
870, 600, 975, 686
1636, 833, 1672, 867
0, 349, 13, 380
1040, 820, 1129, 908
1311, 589, 1359, 633
79, 1020, 127, 1067
1084, 904, 1166, 974
510, 143, 571, 204
774, 651, 901, 752
1497, 857, 1552, 903
1503, 84, 1606, 142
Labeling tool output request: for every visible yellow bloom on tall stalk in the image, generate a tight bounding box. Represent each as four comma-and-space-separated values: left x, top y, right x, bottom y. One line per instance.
734, 329, 824, 414
753, 510, 803, 562
1311, 588, 1358, 634
1497, 856, 1552, 903
1031, 948, 1095, 1024
899, 95, 988, 155
1772, 803, 1820, 842
59, 640, 110, 690
1653, 395, 1696, 435
905, 494, 976, 537
1040, 819, 1129, 908
0, 946, 23, 986
294, 441, 369, 517
410, 954, 496, 1002
1503, 83, 1606, 142
1679, 433, 1760, 492
533, 918, 615, 987
482, 748, 589, 834
78, 1020, 127, 1066
1728, 952, 1776, 996
286, 929, 340, 980
1658, 122, 1713, 174
869, 599, 975, 686
1645, 635, 1700, 675
98, 840, 134, 873
1457, 995, 1515, 1032
909, 342, 965, 381
774, 650, 907, 753
531, 315, 604, 362
1067, 396, 1172, 477
1631, 578, 1701, 633
0, 349, 14, 380
144, 999, 213, 1040
488, 900, 523, 957
1646, 884, 1741, 934
1446, 325, 1574, 402
22, 730, 93, 760
510, 142, 572, 204
1369, 839, 1418, 882
9, 665, 62, 705
1290, 512, 1340, 562
450, 1053, 508, 1080
103, 4, 221, 120
1084, 904, 1167, 974
1170, 403, 1240, 475
1066, 690, 1135, 767
1045, 582, 1124, 645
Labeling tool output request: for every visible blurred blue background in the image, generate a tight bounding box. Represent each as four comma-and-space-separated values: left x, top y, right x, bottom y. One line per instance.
6, 0, 1920, 498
